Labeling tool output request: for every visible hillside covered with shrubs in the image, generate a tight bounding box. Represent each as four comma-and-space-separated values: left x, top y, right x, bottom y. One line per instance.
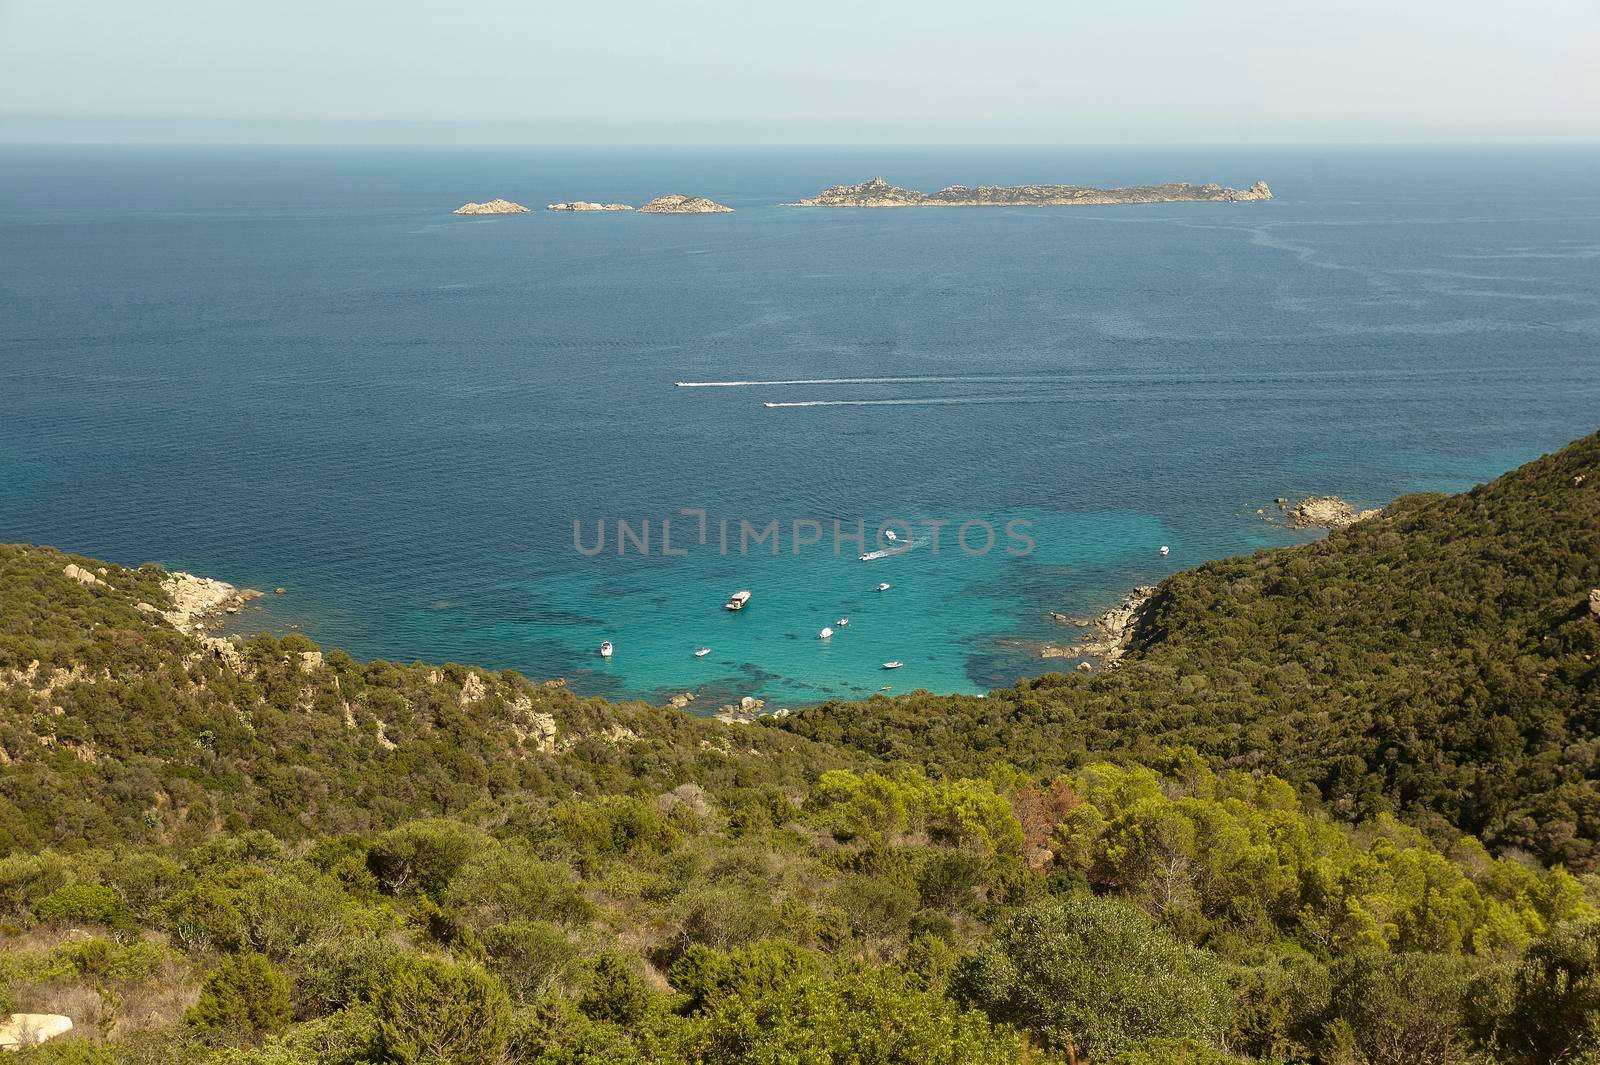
786, 431, 1600, 868
0, 430, 1596, 1062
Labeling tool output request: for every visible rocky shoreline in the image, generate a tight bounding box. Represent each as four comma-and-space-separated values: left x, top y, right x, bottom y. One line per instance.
158, 572, 263, 637
789, 176, 1272, 208
1264, 495, 1382, 530
547, 201, 635, 212
1041, 586, 1157, 670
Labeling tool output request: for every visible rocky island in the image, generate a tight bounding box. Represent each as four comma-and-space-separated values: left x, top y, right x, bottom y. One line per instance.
638, 194, 734, 214
451, 198, 530, 215
789, 176, 1272, 208
547, 201, 635, 212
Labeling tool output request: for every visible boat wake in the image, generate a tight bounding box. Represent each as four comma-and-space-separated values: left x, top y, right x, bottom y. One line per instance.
764, 395, 1053, 408
677, 375, 1050, 388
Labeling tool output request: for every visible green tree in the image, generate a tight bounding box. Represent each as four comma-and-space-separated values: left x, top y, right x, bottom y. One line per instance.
482, 920, 578, 1002
1466, 920, 1600, 1064
953, 895, 1230, 1060
31, 884, 134, 934
1323, 951, 1474, 1065
578, 951, 652, 1026
187, 951, 293, 1044
371, 955, 512, 1064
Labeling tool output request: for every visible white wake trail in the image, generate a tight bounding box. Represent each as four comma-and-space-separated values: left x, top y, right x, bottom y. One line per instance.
763, 395, 1059, 409
678, 375, 1058, 388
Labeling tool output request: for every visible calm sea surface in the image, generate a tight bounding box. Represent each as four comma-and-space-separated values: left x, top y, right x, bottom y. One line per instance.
2, 144, 1597, 707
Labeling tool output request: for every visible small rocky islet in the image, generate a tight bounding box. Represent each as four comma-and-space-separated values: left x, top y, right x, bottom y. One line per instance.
638, 194, 733, 214
451, 198, 530, 215
452, 194, 733, 215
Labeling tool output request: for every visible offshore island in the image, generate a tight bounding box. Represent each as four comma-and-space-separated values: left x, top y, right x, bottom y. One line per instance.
789, 176, 1272, 207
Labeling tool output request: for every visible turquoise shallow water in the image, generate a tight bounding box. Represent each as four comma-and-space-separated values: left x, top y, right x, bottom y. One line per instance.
1, 144, 1597, 706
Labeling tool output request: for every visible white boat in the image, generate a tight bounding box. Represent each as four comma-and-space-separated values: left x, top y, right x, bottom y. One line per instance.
818, 627, 834, 639
885, 530, 898, 541
882, 660, 903, 669
877, 582, 891, 592
837, 617, 849, 626
725, 589, 752, 611
599, 641, 614, 658
1160, 545, 1170, 557
694, 647, 711, 657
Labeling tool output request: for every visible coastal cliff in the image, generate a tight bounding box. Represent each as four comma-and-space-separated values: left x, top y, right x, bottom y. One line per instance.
452, 198, 530, 215
790, 176, 1272, 208
638, 194, 734, 214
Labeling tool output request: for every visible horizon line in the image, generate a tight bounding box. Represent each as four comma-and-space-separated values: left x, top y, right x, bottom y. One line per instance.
4, 137, 1600, 150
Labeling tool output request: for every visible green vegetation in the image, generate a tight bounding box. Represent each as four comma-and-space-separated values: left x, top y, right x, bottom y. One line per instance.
786, 431, 1600, 868
0, 430, 1596, 1061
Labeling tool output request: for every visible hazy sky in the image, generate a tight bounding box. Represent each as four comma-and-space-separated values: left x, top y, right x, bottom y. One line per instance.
2, 0, 1596, 143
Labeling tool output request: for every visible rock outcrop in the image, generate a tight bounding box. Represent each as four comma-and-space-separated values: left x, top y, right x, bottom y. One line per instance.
1041, 586, 1156, 667
161, 572, 262, 636
62, 563, 105, 588
547, 201, 634, 212
452, 199, 530, 215
1277, 496, 1381, 530
1589, 588, 1600, 616
790, 176, 1272, 208
638, 194, 733, 214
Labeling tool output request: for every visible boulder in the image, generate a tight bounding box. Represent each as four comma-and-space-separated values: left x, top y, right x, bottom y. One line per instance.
0, 1014, 74, 1048
62, 564, 103, 588
1590, 588, 1600, 616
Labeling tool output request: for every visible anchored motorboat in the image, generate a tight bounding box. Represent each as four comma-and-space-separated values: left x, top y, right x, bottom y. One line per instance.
599, 641, 614, 658
694, 647, 711, 657
1160, 545, 1170, 557
882, 660, 903, 669
877, 582, 891, 592
837, 617, 849, 626
818, 627, 834, 639
725, 589, 752, 611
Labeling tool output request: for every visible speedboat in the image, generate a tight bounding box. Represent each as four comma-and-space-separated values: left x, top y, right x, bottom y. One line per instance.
725, 589, 752, 611
837, 617, 849, 626
818, 627, 834, 639
694, 647, 711, 657
882, 661, 903, 669
1160, 545, 1170, 557
877, 582, 891, 592
885, 530, 898, 541
599, 641, 614, 658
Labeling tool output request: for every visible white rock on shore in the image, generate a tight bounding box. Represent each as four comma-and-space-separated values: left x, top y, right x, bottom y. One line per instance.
1041, 586, 1156, 667
453, 198, 530, 215
1276, 496, 1381, 530
161, 572, 262, 636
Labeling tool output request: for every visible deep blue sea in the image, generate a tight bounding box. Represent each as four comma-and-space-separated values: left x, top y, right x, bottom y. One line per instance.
2, 145, 1597, 708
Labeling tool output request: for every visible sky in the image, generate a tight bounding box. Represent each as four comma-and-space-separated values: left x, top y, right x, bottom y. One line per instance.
1, 0, 1596, 144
